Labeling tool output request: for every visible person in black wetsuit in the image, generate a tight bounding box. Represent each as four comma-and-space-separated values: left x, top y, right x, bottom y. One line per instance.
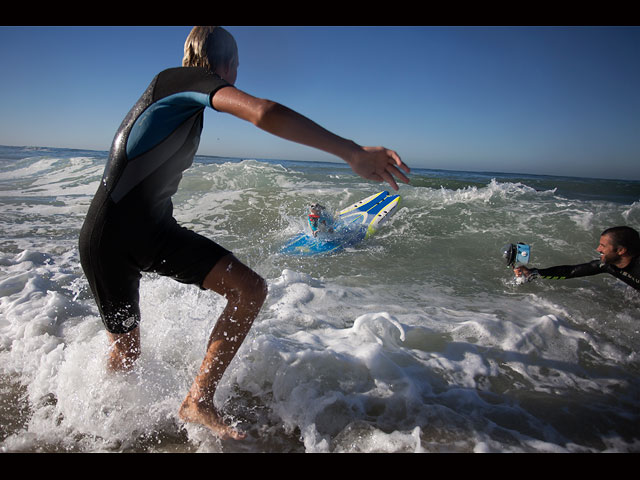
78, 26, 410, 440
514, 226, 640, 292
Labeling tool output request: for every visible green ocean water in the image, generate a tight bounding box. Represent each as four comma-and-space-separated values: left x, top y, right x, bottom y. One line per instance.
1, 145, 639, 452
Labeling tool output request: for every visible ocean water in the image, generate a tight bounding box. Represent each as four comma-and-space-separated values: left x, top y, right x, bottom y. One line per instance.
1, 144, 639, 453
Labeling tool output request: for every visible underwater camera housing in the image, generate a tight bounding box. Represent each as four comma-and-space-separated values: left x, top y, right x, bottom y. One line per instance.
502, 242, 530, 267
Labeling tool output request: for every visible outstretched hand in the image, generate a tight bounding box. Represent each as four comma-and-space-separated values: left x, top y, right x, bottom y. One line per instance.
347, 146, 410, 191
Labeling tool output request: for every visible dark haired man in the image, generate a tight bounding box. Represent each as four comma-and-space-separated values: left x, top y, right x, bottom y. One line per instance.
514, 226, 640, 291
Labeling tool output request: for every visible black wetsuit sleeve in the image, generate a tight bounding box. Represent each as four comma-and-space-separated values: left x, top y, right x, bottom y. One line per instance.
532, 260, 604, 280
531, 258, 640, 291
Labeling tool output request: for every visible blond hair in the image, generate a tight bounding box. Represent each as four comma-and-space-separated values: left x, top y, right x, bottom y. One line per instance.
183, 26, 237, 72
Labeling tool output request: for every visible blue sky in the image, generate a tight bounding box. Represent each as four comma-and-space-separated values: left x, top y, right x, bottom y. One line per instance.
0, 26, 638, 180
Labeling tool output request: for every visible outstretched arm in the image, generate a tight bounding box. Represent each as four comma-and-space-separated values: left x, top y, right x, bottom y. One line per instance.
514, 260, 604, 280
212, 87, 410, 190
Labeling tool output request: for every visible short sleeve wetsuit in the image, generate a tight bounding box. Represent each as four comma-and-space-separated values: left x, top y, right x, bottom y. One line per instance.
79, 67, 234, 334
529, 256, 640, 291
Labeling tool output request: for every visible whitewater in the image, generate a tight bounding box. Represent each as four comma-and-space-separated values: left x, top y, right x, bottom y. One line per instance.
1, 145, 639, 452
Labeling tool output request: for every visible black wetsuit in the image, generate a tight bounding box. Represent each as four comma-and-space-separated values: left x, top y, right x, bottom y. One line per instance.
79, 67, 233, 334
531, 256, 640, 291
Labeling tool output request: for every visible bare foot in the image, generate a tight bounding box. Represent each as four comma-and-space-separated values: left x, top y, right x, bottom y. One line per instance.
106, 328, 140, 373
178, 395, 246, 441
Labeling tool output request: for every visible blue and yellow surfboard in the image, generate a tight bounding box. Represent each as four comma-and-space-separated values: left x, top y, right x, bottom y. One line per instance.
280, 191, 401, 256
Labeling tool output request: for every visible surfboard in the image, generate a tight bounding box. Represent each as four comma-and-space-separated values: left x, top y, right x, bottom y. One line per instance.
280, 191, 400, 256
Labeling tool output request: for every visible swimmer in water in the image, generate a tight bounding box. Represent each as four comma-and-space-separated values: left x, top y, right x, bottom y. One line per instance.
514, 226, 640, 292
308, 203, 334, 237
78, 26, 410, 441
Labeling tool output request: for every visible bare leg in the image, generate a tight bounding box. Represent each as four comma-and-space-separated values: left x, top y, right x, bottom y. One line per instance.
106, 327, 141, 373
179, 254, 267, 440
